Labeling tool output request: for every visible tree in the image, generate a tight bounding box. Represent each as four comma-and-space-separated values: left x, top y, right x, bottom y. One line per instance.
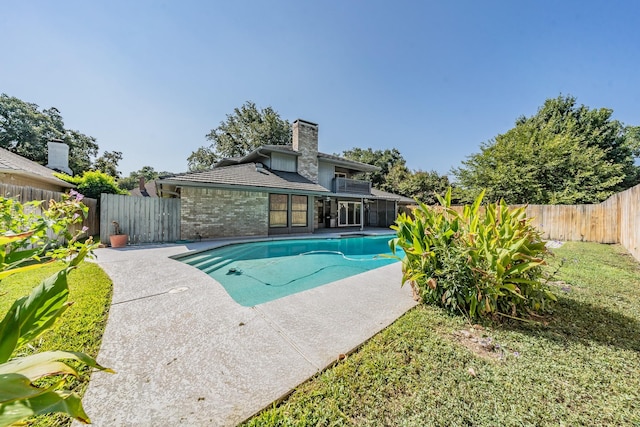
93, 150, 123, 179
341, 147, 457, 203
188, 101, 292, 171
453, 95, 640, 204
398, 170, 457, 205
118, 166, 174, 190
341, 147, 407, 192
187, 146, 220, 172
0, 94, 99, 175
64, 129, 99, 174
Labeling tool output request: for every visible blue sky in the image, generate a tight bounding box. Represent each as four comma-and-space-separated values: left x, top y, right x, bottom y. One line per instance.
2, 1, 639, 177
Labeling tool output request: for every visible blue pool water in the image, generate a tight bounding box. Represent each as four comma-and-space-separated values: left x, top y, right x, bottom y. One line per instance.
178, 235, 402, 306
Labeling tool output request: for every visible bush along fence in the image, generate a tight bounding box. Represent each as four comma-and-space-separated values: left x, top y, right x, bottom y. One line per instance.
449, 183, 640, 262
99, 193, 181, 245
391, 189, 556, 321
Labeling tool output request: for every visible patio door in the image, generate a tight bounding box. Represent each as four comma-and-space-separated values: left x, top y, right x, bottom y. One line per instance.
338, 201, 362, 227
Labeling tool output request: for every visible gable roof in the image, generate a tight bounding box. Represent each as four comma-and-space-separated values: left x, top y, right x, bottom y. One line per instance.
0, 147, 74, 188
130, 180, 158, 197
159, 163, 330, 194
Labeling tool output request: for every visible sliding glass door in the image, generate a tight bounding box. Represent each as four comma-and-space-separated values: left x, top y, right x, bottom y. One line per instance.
338, 201, 362, 227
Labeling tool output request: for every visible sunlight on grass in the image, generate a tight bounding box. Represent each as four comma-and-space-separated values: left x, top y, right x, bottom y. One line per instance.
0, 262, 113, 427
244, 242, 640, 426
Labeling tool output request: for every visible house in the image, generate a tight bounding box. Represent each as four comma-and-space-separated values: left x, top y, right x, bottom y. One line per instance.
0, 141, 75, 192
130, 177, 158, 197
157, 119, 414, 239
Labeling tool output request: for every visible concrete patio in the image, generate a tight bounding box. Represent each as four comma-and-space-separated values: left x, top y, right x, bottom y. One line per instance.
79, 236, 416, 426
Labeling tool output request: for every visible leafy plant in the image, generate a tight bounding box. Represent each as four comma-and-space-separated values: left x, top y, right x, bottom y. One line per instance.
0, 193, 113, 425
54, 170, 128, 199
390, 188, 557, 320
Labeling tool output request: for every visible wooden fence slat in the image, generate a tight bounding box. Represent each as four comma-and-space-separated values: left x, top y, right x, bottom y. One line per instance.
1, 183, 99, 237
447, 183, 640, 262
99, 194, 181, 245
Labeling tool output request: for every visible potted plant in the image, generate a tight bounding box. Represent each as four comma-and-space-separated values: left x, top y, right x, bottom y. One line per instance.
109, 220, 128, 248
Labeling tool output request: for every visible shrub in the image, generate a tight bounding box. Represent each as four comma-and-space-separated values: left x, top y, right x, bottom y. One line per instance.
390, 189, 557, 320
55, 170, 128, 199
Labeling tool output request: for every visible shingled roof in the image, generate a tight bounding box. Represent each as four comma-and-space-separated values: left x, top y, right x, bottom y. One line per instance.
214, 145, 380, 172
0, 147, 74, 188
160, 163, 330, 194
370, 188, 415, 203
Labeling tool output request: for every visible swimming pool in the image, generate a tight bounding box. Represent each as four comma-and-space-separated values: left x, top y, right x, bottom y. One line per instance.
178, 235, 402, 306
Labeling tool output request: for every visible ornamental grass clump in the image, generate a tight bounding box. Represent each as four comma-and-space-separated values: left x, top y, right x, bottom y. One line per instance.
390, 188, 556, 320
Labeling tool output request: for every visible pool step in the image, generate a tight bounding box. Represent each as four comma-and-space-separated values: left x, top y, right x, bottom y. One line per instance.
201, 258, 234, 274
181, 253, 211, 265
186, 256, 225, 270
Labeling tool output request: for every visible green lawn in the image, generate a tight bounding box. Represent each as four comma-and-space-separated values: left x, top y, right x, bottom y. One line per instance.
0, 261, 113, 427
244, 242, 640, 426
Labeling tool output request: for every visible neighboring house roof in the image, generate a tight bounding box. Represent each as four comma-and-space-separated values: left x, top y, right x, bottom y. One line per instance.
159, 163, 331, 194
0, 147, 74, 189
215, 145, 380, 173
130, 180, 158, 197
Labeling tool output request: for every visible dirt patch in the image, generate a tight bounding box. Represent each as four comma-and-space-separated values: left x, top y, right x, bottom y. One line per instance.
548, 280, 571, 293
452, 326, 508, 361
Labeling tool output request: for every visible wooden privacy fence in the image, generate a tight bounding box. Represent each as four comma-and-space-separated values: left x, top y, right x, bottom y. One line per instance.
1, 183, 99, 237
100, 194, 181, 244
524, 184, 640, 261
450, 183, 640, 262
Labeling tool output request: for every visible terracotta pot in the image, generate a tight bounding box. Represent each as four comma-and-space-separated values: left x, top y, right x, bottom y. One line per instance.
109, 234, 128, 248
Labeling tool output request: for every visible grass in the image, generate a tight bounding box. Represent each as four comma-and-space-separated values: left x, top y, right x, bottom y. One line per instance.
244, 242, 640, 426
0, 261, 113, 427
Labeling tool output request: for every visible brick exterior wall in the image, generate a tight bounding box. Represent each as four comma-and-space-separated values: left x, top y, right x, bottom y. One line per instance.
180, 187, 269, 239
292, 119, 319, 183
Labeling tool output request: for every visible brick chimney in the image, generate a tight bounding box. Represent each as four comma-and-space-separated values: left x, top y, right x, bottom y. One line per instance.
47, 139, 73, 175
292, 119, 319, 183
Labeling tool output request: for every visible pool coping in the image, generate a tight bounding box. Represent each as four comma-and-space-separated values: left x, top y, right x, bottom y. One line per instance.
169, 229, 397, 261
77, 234, 416, 426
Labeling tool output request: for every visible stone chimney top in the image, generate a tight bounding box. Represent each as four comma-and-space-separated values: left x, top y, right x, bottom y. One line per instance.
47, 139, 73, 175
292, 119, 319, 183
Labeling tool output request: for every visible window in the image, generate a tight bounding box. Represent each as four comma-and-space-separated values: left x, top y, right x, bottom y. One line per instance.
269, 194, 309, 229
269, 194, 288, 227
291, 195, 308, 227
335, 172, 347, 178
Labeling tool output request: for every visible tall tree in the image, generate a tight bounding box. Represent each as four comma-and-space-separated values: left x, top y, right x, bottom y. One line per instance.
64, 129, 99, 174
341, 147, 456, 203
93, 150, 123, 179
187, 146, 220, 172
0, 94, 99, 174
188, 101, 292, 171
453, 95, 640, 204
341, 147, 407, 192
399, 170, 457, 205
118, 166, 174, 190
